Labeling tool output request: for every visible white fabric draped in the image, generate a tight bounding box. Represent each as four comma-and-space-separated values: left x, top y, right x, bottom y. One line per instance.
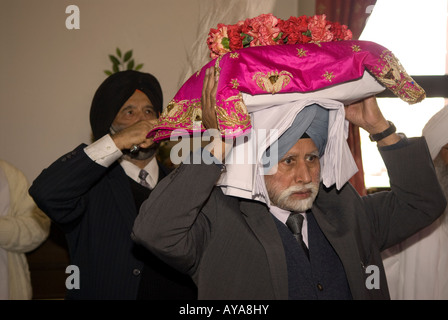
217, 98, 359, 204
382, 105, 448, 300
215, 70, 386, 204
422, 105, 448, 161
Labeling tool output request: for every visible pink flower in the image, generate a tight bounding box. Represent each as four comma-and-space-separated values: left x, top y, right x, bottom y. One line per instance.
206, 13, 353, 58
308, 14, 333, 43
341, 25, 353, 40
244, 13, 281, 46
207, 23, 231, 58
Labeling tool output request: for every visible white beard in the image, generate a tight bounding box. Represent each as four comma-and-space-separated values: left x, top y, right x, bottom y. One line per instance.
270, 182, 319, 212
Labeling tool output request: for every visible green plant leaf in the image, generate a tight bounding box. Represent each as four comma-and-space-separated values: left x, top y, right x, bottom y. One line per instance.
241, 33, 253, 47
273, 32, 283, 42
127, 59, 135, 70
109, 54, 120, 66
221, 37, 230, 49
104, 48, 143, 76
124, 50, 133, 62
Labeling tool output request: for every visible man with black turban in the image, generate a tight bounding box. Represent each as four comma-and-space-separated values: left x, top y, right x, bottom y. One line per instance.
29, 70, 197, 300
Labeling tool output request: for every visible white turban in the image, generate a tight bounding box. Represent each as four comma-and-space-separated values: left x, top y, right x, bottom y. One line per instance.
422, 105, 448, 160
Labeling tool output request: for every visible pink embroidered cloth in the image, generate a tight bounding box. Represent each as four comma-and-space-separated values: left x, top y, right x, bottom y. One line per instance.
148, 40, 425, 142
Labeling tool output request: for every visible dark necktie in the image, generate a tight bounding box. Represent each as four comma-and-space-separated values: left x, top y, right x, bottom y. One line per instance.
286, 213, 309, 258
138, 169, 151, 189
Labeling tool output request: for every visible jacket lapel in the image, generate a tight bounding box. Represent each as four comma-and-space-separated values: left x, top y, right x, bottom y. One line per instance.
239, 199, 289, 300
107, 163, 137, 229
106, 160, 167, 233
312, 184, 368, 299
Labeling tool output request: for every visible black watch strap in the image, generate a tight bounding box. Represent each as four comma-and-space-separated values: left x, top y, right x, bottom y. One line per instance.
369, 121, 396, 142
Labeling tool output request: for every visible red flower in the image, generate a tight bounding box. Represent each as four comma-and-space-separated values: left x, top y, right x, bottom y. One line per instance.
328, 22, 353, 41
207, 13, 352, 58
247, 13, 281, 46
308, 14, 333, 43
279, 16, 312, 44
227, 23, 244, 51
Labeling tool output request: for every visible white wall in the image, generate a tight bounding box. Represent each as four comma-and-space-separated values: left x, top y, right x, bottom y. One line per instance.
0, 0, 312, 182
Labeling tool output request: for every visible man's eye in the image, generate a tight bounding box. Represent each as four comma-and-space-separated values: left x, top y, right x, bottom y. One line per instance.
283, 158, 293, 164
306, 155, 318, 162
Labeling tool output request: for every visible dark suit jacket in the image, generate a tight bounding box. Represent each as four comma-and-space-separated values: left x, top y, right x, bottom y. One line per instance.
132, 137, 447, 299
29, 143, 196, 299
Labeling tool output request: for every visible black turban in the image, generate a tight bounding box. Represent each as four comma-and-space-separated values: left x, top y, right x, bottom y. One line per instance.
89, 70, 163, 141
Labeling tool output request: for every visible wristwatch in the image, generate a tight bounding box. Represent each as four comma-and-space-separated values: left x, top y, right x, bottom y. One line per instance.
369, 121, 396, 142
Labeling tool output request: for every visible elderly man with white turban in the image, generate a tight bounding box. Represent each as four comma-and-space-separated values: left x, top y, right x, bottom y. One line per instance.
133, 67, 446, 300
382, 105, 448, 300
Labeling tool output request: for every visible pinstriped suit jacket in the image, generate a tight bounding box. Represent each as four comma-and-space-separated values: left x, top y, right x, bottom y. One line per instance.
29, 143, 196, 299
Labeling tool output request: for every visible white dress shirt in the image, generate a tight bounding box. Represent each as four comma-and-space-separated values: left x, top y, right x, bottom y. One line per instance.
270, 205, 308, 247
84, 134, 158, 189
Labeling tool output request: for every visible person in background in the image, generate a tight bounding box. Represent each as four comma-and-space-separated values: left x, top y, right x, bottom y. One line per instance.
382, 105, 448, 300
0, 159, 51, 300
29, 70, 197, 300
132, 67, 446, 299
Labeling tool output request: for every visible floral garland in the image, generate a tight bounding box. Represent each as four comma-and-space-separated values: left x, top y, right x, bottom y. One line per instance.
207, 13, 353, 59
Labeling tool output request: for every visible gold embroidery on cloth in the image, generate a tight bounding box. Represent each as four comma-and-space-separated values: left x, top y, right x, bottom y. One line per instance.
156, 94, 251, 137
160, 99, 202, 126
231, 79, 239, 89
372, 50, 426, 104
351, 45, 361, 52
215, 94, 251, 133
253, 70, 293, 94
192, 108, 202, 130
297, 48, 308, 57
214, 55, 224, 78
322, 71, 335, 82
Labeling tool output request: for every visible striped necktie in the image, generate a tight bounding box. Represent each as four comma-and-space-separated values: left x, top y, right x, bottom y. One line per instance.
138, 169, 151, 189
286, 213, 309, 258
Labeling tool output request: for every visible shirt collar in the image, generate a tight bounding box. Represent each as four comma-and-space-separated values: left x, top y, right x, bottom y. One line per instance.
270, 205, 308, 246
119, 157, 159, 189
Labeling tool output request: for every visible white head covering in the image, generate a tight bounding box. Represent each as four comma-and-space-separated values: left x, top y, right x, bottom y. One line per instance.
215, 71, 385, 204
216, 98, 358, 205
422, 105, 448, 160
261, 103, 329, 174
